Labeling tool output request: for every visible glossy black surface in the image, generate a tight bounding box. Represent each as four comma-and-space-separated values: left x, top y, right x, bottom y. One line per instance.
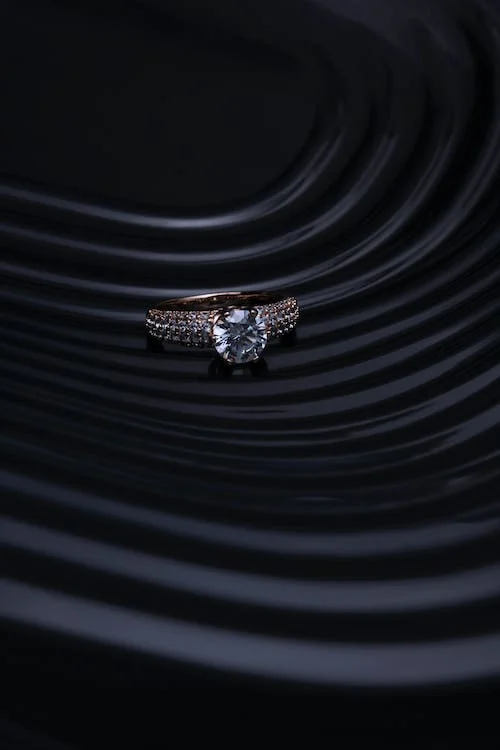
1, 0, 500, 709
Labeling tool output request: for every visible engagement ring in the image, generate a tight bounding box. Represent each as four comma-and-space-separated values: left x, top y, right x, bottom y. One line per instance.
145, 292, 299, 364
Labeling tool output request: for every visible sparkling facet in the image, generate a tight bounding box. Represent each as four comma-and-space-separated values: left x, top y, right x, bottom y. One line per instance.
212, 308, 267, 364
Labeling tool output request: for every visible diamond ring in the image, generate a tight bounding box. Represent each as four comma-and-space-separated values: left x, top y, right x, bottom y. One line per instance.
145, 292, 300, 364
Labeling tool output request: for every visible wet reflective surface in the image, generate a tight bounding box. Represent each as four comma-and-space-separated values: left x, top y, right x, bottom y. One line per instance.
1, 0, 500, 692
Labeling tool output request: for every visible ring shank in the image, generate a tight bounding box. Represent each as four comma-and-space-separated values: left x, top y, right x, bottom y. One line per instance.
153, 291, 286, 311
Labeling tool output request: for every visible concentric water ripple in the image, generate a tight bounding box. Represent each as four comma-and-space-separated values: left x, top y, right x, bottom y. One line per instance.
1, 0, 500, 688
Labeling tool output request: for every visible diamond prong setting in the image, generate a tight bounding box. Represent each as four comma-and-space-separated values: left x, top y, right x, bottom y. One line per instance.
212, 307, 268, 364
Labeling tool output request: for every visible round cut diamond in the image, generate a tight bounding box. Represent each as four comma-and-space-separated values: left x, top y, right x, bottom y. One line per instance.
212, 308, 267, 364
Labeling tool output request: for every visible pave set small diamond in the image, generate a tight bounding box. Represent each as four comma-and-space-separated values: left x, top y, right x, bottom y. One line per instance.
146, 296, 299, 350
146, 309, 212, 347
258, 297, 300, 339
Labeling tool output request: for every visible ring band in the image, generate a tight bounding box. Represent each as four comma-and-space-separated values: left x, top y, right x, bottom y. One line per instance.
146, 292, 299, 364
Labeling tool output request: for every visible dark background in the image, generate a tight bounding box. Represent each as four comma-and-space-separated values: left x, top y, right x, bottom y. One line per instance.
1, 0, 500, 743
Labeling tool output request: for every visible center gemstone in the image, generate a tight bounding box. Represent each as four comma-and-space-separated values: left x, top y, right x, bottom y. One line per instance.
212, 308, 267, 364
